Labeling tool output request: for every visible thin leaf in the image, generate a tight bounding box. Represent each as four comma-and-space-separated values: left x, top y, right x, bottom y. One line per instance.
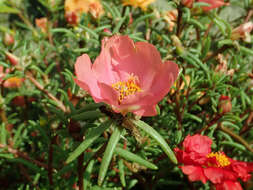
66, 120, 112, 163
71, 110, 104, 121
83, 159, 95, 190
118, 159, 126, 187
0, 3, 20, 14
98, 125, 122, 186
115, 147, 158, 170
130, 119, 177, 164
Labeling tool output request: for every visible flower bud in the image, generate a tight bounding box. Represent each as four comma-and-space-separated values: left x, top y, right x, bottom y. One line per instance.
231, 22, 253, 42
182, 0, 194, 8
4, 33, 14, 46
12, 96, 26, 107
171, 35, 185, 55
35, 17, 48, 33
103, 28, 112, 35
65, 11, 78, 25
218, 95, 232, 114
3, 77, 24, 88
5, 52, 19, 66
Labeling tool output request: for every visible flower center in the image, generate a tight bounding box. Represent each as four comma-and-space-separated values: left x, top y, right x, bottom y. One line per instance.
112, 75, 141, 105
207, 152, 230, 168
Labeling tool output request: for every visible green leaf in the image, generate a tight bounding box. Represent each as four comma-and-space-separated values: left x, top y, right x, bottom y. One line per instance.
83, 159, 95, 190
130, 119, 177, 164
184, 112, 202, 123
132, 13, 155, 28
98, 125, 122, 186
0, 123, 7, 145
91, 186, 122, 190
73, 103, 105, 115
0, 3, 20, 14
66, 120, 112, 163
79, 25, 99, 39
0, 153, 14, 159
118, 159, 126, 187
71, 110, 104, 121
220, 141, 246, 151
112, 7, 129, 34
13, 124, 25, 148
115, 147, 158, 170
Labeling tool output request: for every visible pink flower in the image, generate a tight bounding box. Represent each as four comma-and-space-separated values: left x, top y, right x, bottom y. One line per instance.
74, 35, 179, 116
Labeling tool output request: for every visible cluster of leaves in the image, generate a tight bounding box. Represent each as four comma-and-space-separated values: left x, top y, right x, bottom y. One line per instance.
0, 0, 253, 189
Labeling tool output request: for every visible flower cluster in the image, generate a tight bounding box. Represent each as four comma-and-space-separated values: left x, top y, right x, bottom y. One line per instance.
123, 0, 156, 11
64, 0, 104, 25
174, 135, 253, 190
74, 35, 179, 116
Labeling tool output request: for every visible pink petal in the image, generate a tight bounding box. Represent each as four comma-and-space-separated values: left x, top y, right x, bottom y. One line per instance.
97, 82, 119, 106
109, 36, 160, 87
74, 54, 102, 100
92, 37, 120, 85
145, 61, 178, 104
123, 60, 179, 107
132, 105, 157, 116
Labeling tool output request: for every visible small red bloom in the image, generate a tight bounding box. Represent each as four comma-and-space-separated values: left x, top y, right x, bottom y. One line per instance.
198, 0, 229, 11
5, 52, 19, 66
218, 95, 232, 114
174, 134, 253, 190
74, 35, 179, 116
182, 0, 228, 11
4, 33, 14, 46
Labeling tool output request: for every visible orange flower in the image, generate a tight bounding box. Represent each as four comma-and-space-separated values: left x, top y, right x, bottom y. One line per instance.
162, 9, 178, 32
3, 77, 24, 88
35, 17, 48, 33
64, 0, 104, 24
123, 0, 156, 11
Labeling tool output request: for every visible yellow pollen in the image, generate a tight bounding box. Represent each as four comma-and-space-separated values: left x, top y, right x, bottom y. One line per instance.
112, 75, 141, 104
207, 152, 230, 168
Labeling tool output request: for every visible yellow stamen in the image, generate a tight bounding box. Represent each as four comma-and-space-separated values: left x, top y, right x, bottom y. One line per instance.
207, 152, 230, 168
112, 75, 141, 104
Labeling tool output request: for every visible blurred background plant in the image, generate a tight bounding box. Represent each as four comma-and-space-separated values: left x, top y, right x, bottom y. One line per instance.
0, 0, 253, 189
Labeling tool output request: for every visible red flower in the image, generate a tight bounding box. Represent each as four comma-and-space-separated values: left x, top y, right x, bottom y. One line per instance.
174, 134, 253, 190
215, 181, 243, 190
74, 35, 179, 116
198, 0, 229, 11
181, 0, 228, 11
